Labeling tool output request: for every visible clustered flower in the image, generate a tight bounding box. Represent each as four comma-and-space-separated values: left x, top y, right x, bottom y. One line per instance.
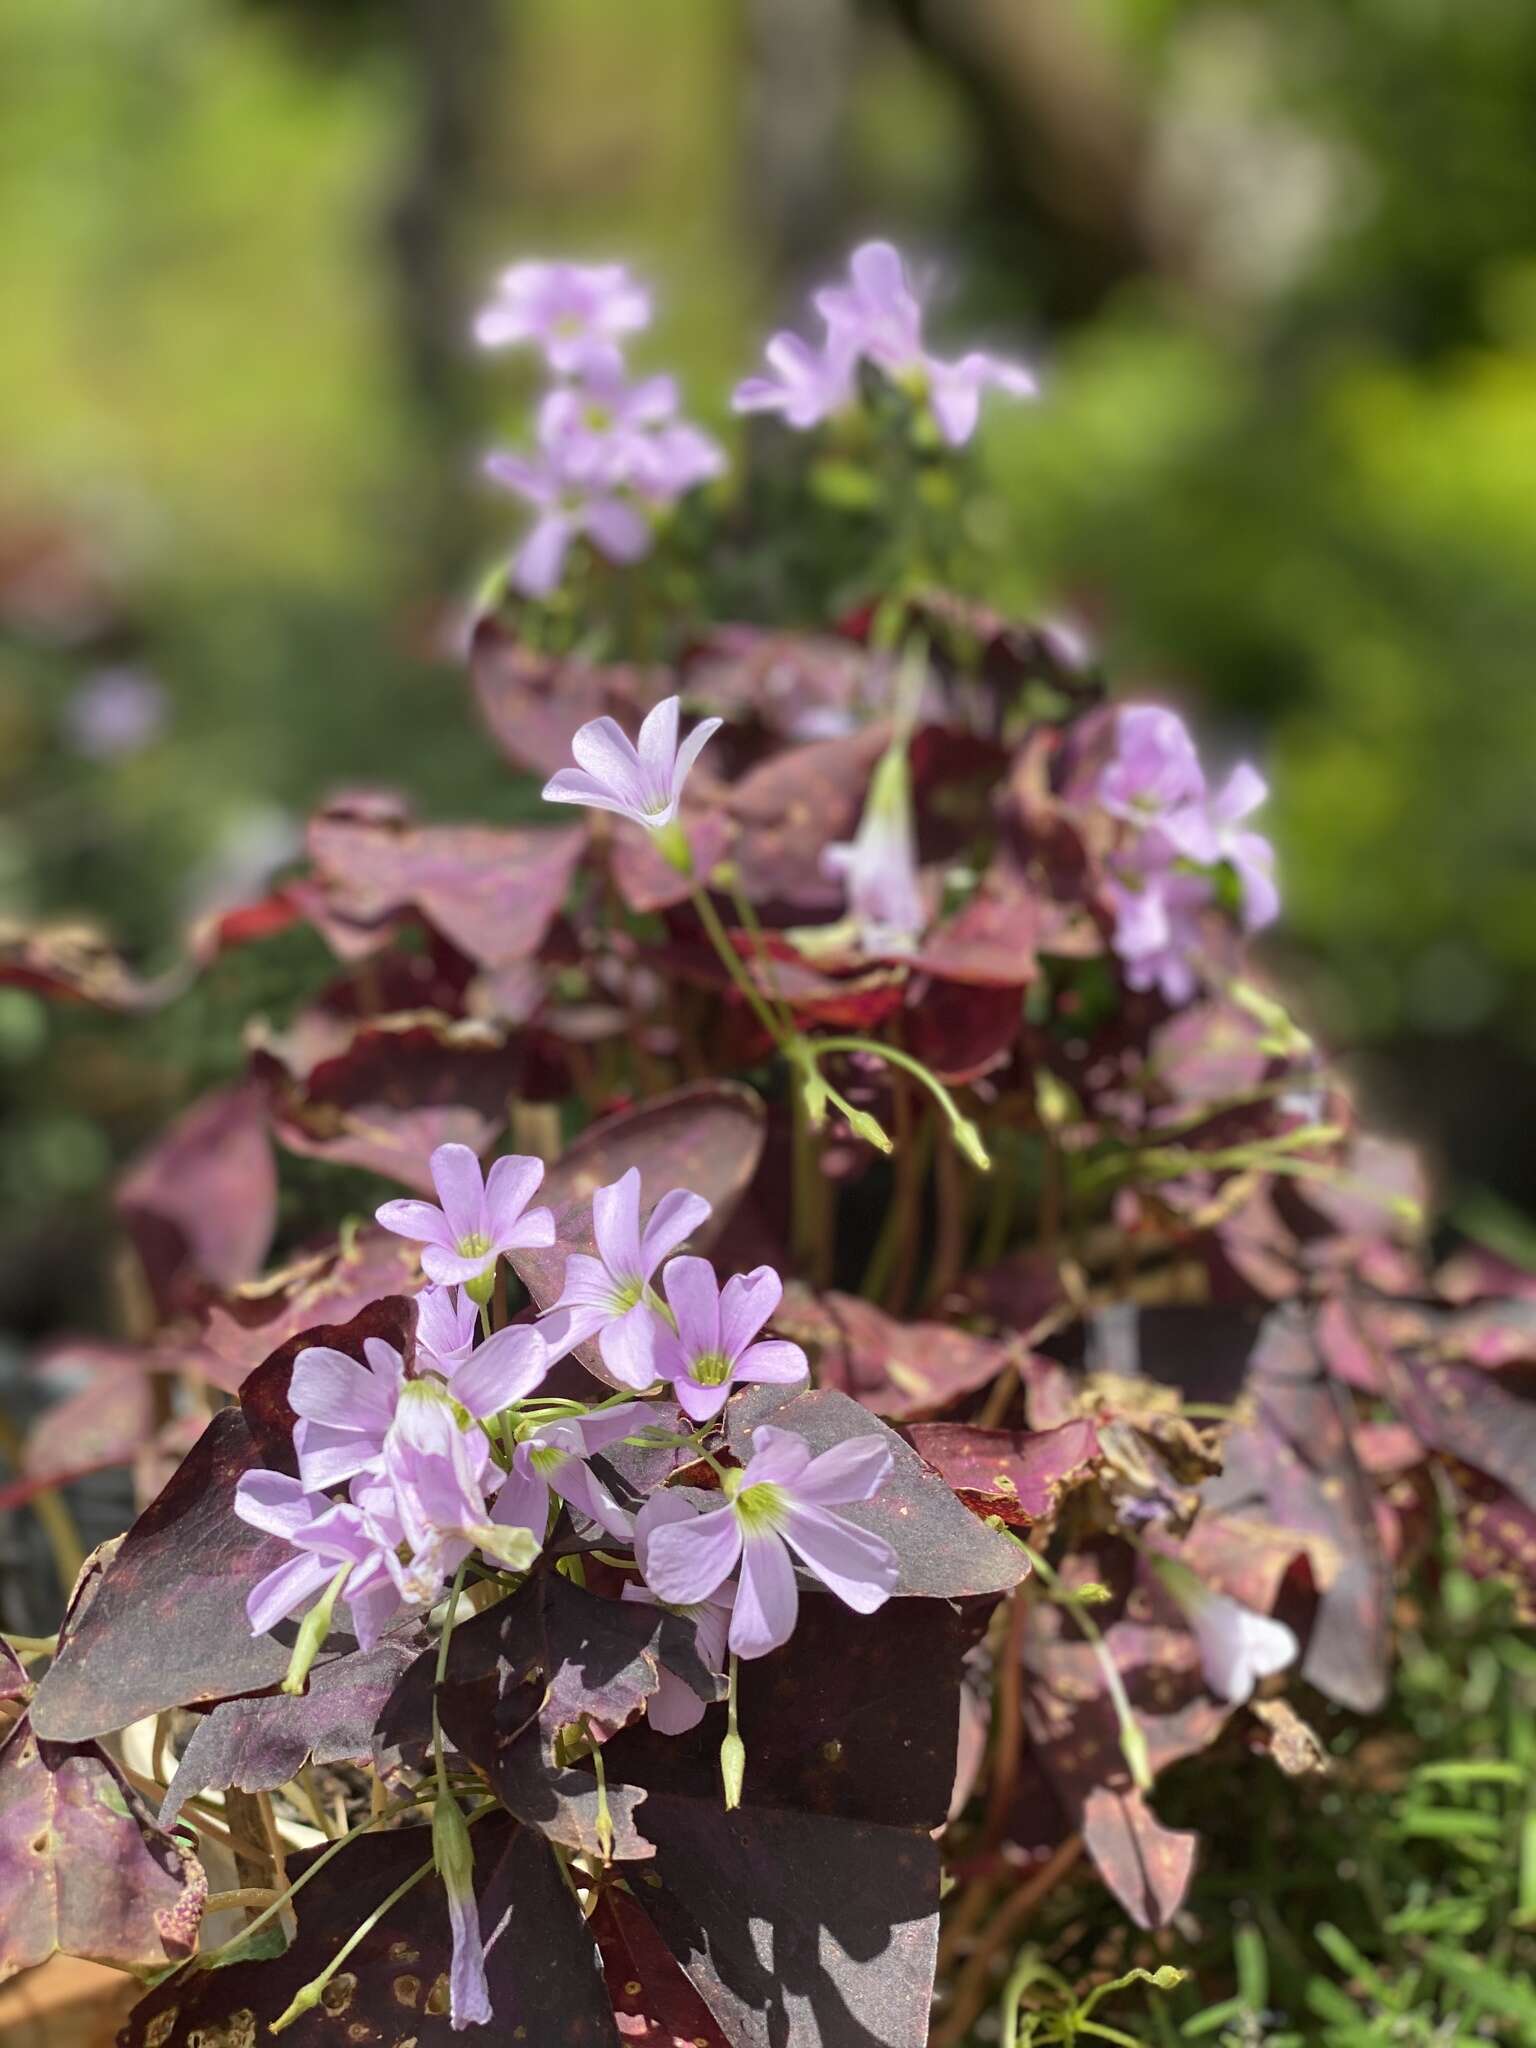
734, 239, 1037, 445
234, 1140, 898, 2027
476, 260, 724, 596
1096, 704, 1279, 1003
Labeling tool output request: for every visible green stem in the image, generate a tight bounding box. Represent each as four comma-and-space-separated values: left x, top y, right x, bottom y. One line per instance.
813, 1036, 990, 1170
1016, 1539, 1152, 1793
691, 883, 793, 1055
724, 874, 797, 1042
270, 1856, 436, 2033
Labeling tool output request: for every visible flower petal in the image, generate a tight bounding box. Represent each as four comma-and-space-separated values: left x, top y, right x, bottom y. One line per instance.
718, 1265, 781, 1363
661, 1254, 721, 1365
732, 1339, 809, 1388
638, 1187, 712, 1276
636, 695, 681, 793
290, 1346, 398, 1432
374, 1197, 455, 1251
730, 1530, 798, 1658
451, 1324, 549, 1417
592, 1168, 644, 1280
549, 1457, 635, 1542
233, 1469, 313, 1540
780, 1502, 898, 1613
246, 1552, 330, 1637
570, 716, 647, 808
492, 1459, 550, 1542
484, 1153, 545, 1247
429, 1144, 488, 1244
791, 1433, 893, 1507
644, 1502, 743, 1608
599, 1301, 662, 1389
421, 1244, 495, 1287
670, 714, 722, 798
738, 1424, 814, 1490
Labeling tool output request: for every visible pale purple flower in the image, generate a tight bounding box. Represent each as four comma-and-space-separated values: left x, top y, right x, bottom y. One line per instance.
289, 1337, 405, 1492
1164, 764, 1279, 933
814, 240, 1036, 446
492, 1405, 645, 1545
651, 1258, 808, 1424
542, 695, 721, 830
623, 1492, 734, 1734
432, 1794, 490, 2032
1154, 1557, 1298, 1704
383, 1386, 541, 1602
233, 1469, 407, 1651
822, 738, 925, 956
473, 259, 650, 376
63, 667, 168, 759
631, 420, 727, 500
416, 1286, 478, 1374
1098, 706, 1206, 825
537, 370, 682, 490
640, 1425, 899, 1659
376, 1144, 555, 1289
444, 1321, 552, 1421
485, 444, 652, 598
1107, 867, 1213, 1007
541, 1167, 712, 1388
733, 330, 857, 431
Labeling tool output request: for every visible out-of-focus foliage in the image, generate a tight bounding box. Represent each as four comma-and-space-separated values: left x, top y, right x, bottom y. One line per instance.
2, 0, 1532, 1321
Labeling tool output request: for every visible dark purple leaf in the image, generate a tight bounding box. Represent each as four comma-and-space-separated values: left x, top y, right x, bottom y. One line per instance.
32, 1301, 415, 1741
121, 1815, 618, 2046
725, 1385, 1029, 1598
912, 871, 1040, 987
115, 1083, 277, 1315
603, 1594, 971, 1833
905, 1419, 1101, 1526
1080, 1787, 1199, 1934
1390, 1357, 1536, 1515
160, 1640, 420, 1825
0, 1715, 204, 1980
725, 725, 889, 911
592, 1887, 731, 2048
631, 1795, 939, 2048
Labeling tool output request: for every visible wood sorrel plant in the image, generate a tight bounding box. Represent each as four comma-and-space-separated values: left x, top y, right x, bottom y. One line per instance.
2, 239, 1533, 2048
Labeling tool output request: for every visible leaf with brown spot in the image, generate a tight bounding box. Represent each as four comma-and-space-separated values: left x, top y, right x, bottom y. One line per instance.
724, 1385, 1029, 1598
905, 1419, 1101, 1526
115, 1083, 277, 1317
0, 918, 181, 1011
1390, 1357, 1536, 1516
1079, 1786, 1198, 1933
121, 1816, 619, 2046
592, 1887, 730, 2048
0, 1715, 204, 1982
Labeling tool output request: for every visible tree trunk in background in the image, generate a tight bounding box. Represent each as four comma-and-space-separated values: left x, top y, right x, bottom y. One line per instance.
385, 0, 507, 587
883, 0, 1191, 320
741, 0, 858, 283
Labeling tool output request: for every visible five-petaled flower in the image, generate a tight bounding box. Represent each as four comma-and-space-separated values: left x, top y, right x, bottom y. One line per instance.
473, 259, 650, 376
650, 1256, 809, 1423
233, 1469, 409, 1651
640, 1424, 899, 1658
542, 695, 721, 831
540, 1166, 712, 1388
376, 1143, 555, 1295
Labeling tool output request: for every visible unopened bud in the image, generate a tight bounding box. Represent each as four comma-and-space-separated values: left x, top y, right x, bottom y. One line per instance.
844, 1107, 893, 1154
720, 1729, 746, 1812
432, 1789, 475, 1893
280, 1564, 347, 1697
952, 1118, 991, 1172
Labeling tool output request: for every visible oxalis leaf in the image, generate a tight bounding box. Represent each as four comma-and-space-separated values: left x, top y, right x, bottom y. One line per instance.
725, 1383, 1030, 1598
121, 1814, 617, 2046
30, 1297, 416, 1743
0, 1712, 205, 1982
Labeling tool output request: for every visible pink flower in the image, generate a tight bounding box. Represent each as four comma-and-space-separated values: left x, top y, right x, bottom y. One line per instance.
640, 1425, 899, 1659
651, 1258, 808, 1424
542, 696, 721, 831
816, 241, 1036, 446
415, 1286, 478, 1374
822, 737, 925, 956
376, 1143, 555, 1290
1106, 867, 1213, 1008
1097, 706, 1206, 824
733, 330, 857, 431
485, 445, 653, 598
473, 259, 650, 376
540, 1166, 712, 1389
492, 1405, 646, 1545
233, 1470, 408, 1651
623, 1492, 734, 1734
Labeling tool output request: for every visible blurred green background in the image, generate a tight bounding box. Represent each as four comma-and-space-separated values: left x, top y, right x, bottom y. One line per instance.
2, 0, 1533, 1343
